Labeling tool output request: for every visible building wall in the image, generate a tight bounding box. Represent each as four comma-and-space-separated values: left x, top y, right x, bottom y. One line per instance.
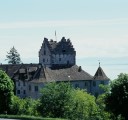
90, 80, 109, 97
27, 82, 44, 99
52, 54, 75, 65
70, 80, 91, 92
16, 80, 44, 99
16, 80, 28, 98
16, 79, 109, 99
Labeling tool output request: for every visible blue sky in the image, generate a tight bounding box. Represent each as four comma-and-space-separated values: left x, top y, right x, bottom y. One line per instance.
0, 0, 128, 79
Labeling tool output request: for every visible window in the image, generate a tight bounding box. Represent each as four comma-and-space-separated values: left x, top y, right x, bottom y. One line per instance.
44, 44, 45, 48
75, 84, 79, 88
19, 73, 27, 80
100, 81, 104, 85
85, 82, 88, 87
23, 90, 26, 94
43, 59, 45, 62
29, 85, 31, 91
52, 60, 54, 63
18, 82, 20, 86
44, 50, 46, 55
93, 81, 96, 87
59, 58, 61, 61
62, 50, 66, 52
17, 90, 20, 94
23, 81, 26, 86
35, 86, 38, 92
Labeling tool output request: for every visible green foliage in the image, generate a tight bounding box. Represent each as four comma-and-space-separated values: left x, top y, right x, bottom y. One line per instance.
38, 82, 73, 118
6, 46, 21, 64
67, 89, 98, 120
104, 73, 128, 119
96, 94, 111, 120
10, 96, 40, 116
0, 69, 14, 114
38, 82, 99, 119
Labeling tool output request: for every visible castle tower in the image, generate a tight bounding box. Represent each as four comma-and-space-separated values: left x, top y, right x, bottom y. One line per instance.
91, 63, 110, 97
39, 37, 76, 68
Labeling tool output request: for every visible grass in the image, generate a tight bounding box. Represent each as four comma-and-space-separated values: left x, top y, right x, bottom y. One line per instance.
0, 115, 66, 120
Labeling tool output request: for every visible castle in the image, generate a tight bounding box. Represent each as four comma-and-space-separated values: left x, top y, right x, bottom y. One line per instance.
0, 37, 109, 99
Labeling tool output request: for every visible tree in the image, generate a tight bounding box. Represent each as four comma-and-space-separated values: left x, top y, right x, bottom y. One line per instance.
38, 82, 73, 118
38, 82, 99, 119
96, 94, 111, 120
68, 89, 98, 120
104, 73, 128, 119
6, 46, 21, 64
0, 69, 14, 114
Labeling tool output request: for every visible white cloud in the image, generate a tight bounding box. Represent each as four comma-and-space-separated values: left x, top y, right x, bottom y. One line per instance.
0, 18, 128, 29
73, 37, 128, 59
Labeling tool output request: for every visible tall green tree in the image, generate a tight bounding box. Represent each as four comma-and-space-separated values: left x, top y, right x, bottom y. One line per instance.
0, 69, 14, 114
105, 73, 128, 119
6, 46, 21, 64
38, 82, 73, 118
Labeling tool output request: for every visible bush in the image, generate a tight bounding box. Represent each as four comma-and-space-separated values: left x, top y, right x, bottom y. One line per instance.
10, 96, 40, 116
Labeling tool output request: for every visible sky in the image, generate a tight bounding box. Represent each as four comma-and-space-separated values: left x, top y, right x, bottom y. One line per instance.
0, 0, 128, 79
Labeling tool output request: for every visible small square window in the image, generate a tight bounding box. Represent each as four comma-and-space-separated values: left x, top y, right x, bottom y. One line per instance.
23, 81, 26, 86
23, 90, 26, 94
59, 58, 61, 61
35, 86, 38, 92
29, 85, 31, 91
100, 81, 104, 85
18, 82, 20, 86
44, 50, 46, 55
93, 81, 96, 87
85, 82, 88, 87
17, 90, 20, 94
43, 59, 45, 62
62, 50, 66, 52
75, 84, 79, 88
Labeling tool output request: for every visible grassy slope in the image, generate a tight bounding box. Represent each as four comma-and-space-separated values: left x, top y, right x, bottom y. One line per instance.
0, 115, 66, 120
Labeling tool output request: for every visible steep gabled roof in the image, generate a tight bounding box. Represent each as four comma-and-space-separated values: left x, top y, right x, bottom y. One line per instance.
42, 37, 76, 54
44, 65, 93, 82
93, 66, 109, 80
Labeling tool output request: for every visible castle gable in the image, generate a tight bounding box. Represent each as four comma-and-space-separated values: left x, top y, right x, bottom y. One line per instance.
39, 37, 76, 67
52, 37, 75, 54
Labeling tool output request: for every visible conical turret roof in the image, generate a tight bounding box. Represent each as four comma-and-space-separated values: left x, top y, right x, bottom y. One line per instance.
93, 64, 109, 80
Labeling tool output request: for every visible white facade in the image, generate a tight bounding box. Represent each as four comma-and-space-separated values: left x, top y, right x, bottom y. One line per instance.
15, 79, 109, 99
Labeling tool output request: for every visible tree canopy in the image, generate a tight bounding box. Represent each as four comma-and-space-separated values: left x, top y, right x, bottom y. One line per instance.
0, 69, 14, 114
6, 46, 21, 64
105, 73, 128, 119
38, 82, 98, 119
